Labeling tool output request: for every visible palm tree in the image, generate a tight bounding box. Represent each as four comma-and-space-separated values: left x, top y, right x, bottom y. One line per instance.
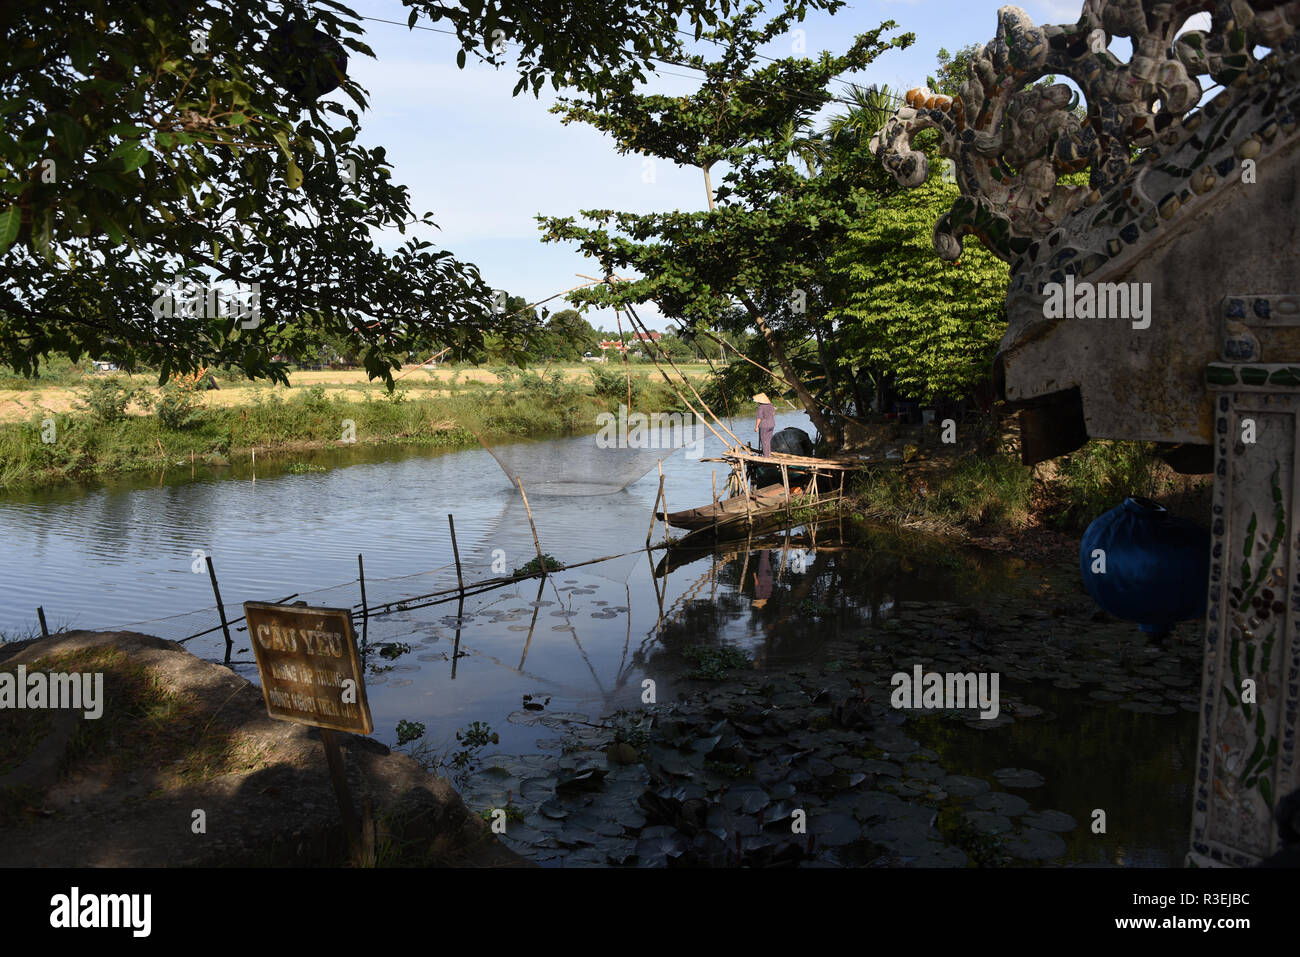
825, 83, 898, 149
777, 115, 829, 176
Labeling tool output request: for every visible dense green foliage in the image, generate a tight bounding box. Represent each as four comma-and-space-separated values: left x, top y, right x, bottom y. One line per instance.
828, 169, 1009, 402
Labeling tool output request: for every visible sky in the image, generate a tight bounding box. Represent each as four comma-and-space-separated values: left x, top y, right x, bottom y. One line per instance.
335, 0, 1198, 332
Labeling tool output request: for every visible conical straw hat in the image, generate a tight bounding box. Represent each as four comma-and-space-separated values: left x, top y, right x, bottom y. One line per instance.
753, 393, 771, 404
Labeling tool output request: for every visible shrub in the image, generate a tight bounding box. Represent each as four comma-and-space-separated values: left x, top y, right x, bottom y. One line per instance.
299, 384, 332, 413
75, 377, 141, 424
1050, 440, 1163, 533
153, 382, 203, 430
589, 364, 642, 404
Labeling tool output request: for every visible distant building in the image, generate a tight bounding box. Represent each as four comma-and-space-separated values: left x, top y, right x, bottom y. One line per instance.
598, 332, 660, 356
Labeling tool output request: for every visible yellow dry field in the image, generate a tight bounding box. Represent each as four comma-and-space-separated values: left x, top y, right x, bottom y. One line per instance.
0, 364, 712, 423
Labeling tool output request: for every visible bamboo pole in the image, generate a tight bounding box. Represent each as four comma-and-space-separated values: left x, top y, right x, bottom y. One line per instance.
712, 469, 719, 538
320, 728, 369, 867
692, 325, 872, 430
205, 555, 234, 663
519, 576, 546, 670
357, 553, 369, 648
452, 593, 463, 680
647, 475, 664, 547
516, 478, 547, 575
659, 461, 668, 543
614, 308, 632, 431
781, 463, 792, 523
623, 303, 745, 448
578, 284, 736, 453
742, 462, 752, 527
448, 514, 465, 596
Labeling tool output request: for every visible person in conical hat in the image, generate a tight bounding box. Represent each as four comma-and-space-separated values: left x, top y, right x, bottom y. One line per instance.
753, 393, 775, 457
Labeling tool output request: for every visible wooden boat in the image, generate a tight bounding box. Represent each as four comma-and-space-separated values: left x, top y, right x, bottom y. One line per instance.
658, 483, 790, 530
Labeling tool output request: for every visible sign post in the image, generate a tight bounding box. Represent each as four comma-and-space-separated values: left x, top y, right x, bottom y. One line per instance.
243, 601, 374, 865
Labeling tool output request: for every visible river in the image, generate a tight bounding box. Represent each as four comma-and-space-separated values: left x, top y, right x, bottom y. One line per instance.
0, 411, 1199, 866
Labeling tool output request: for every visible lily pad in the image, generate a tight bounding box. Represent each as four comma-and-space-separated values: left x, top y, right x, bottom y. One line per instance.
974, 791, 1030, 816
1020, 809, 1077, 833
635, 826, 687, 867
939, 774, 990, 798
993, 768, 1045, 789
811, 812, 862, 847
538, 800, 568, 820
722, 787, 770, 815
964, 810, 1015, 835
1003, 827, 1067, 861
556, 767, 609, 792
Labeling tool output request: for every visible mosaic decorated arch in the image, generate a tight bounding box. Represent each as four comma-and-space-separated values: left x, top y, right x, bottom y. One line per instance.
873, 0, 1300, 866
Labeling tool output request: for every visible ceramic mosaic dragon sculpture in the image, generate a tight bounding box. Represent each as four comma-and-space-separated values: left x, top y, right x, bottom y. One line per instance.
870, 0, 1300, 465
871, 0, 1300, 272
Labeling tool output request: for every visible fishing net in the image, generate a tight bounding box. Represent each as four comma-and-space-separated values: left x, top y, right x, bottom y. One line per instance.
480, 432, 676, 496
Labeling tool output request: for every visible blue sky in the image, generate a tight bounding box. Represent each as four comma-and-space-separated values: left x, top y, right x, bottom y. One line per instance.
334, 0, 1162, 331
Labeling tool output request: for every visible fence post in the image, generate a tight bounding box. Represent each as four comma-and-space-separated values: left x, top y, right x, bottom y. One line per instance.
357, 553, 368, 648
206, 555, 234, 663
448, 514, 465, 596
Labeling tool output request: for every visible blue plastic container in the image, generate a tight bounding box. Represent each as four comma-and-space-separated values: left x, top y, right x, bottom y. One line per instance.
1079, 497, 1211, 634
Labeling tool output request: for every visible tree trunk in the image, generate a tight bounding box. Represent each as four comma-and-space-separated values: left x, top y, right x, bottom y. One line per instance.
739, 293, 838, 447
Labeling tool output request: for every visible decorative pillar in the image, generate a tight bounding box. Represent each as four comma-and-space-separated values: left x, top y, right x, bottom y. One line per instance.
1191, 295, 1300, 866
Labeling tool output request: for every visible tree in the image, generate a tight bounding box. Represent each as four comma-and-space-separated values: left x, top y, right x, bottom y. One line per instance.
403, 0, 740, 102
828, 162, 1008, 403
543, 308, 598, 359
1, 0, 737, 383
930, 45, 980, 99
539, 1, 913, 446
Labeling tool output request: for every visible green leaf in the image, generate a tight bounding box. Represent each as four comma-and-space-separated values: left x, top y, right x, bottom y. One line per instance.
111, 139, 151, 172
286, 158, 303, 190
0, 205, 20, 253
32, 207, 53, 263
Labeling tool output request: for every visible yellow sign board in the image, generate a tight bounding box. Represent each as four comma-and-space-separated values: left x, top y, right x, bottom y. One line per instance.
243, 602, 373, 734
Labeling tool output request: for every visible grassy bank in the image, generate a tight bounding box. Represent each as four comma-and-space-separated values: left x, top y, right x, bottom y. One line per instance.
849, 437, 1212, 538
0, 366, 693, 488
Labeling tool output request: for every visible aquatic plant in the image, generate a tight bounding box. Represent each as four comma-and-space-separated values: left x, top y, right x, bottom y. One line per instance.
681, 644, 751, 681
395, 719, 425, 747
512, 554, 562, 577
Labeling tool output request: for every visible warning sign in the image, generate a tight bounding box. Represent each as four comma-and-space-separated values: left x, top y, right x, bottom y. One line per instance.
243, 602, 373, 734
